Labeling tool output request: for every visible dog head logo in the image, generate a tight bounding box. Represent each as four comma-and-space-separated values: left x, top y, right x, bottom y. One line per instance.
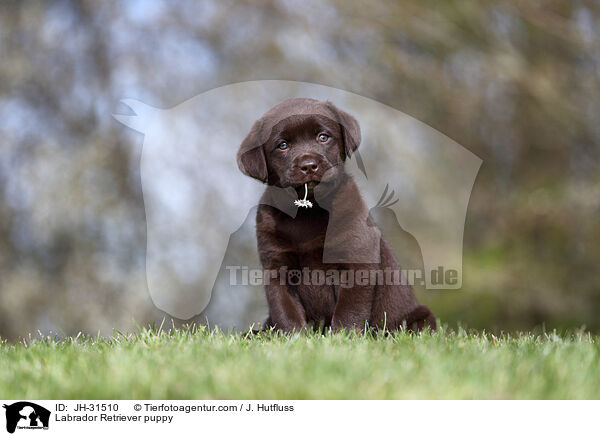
3, 402, 50, 434
114, 81, 481, 322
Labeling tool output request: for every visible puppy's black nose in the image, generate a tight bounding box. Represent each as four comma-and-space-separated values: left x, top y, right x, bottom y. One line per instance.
298, 156, 319, 174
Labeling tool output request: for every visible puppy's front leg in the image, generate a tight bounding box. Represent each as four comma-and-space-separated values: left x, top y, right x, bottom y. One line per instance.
256, 205, 307, 332
265, 283, 307, 332
331, 284, 373, 332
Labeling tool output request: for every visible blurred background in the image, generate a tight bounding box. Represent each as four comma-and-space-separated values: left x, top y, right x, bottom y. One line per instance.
1, 0, 599, 340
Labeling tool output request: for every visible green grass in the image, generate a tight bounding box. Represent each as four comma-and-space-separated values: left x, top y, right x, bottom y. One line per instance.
1, 325, 598, 399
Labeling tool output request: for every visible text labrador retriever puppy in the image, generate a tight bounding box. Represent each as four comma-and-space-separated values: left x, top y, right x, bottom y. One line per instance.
237, 98, 435, 332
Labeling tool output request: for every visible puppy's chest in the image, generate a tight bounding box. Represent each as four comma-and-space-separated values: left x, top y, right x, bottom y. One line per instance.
283, 213, 328, 253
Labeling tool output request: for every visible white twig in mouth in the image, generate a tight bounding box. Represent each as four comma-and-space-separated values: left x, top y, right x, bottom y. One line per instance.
294, 183, 313, 208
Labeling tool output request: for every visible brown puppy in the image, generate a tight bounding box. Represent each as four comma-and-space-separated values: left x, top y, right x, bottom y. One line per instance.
237, 98, 435, 332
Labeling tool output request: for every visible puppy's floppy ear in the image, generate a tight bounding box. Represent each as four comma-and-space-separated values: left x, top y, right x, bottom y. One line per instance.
325, 101, 361, 157
237, 119, 268, 183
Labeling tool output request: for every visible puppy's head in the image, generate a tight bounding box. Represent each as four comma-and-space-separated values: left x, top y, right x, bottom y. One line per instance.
237, 98, 360, 194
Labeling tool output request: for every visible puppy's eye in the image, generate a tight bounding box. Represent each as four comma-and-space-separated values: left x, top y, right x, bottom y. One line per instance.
317, 133, 330, 143
278, 141, 289, 150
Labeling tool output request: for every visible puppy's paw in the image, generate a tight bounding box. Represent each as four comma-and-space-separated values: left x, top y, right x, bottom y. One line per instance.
405, 305, 436, 332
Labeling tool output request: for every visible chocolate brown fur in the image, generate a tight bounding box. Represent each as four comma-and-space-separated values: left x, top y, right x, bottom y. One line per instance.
237, 98, 435, 333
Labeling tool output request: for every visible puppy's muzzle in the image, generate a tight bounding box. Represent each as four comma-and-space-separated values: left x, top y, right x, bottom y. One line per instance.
289, 153, 334, 186
297, 154, 320, 176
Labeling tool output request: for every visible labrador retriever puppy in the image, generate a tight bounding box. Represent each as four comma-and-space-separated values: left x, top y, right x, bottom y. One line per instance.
237, 98, 435, 332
